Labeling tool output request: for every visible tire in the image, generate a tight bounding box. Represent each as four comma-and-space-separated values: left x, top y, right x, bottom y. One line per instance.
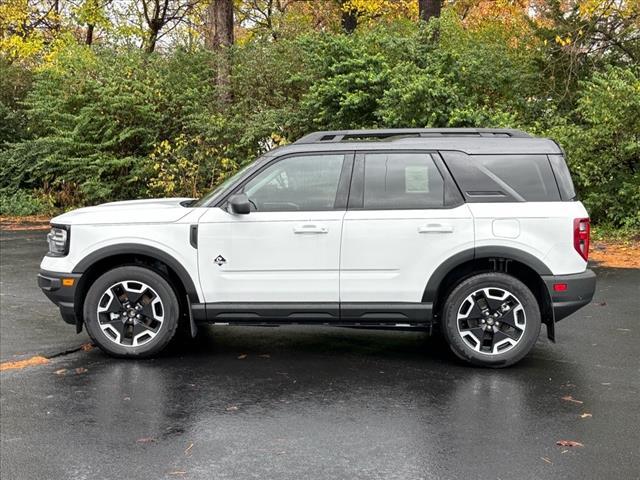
83, 266, 180, 358
441, 272, 541, 368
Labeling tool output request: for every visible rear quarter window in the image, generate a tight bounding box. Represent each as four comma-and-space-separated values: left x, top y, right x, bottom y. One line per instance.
442, 152, 561, 202
548, 154, 577, 200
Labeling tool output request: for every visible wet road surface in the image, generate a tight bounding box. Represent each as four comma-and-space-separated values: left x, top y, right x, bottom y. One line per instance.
1, 230, 639, 479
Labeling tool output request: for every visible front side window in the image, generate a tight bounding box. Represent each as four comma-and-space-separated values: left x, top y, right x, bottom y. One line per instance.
242, 154, 345, 212
363, 152, 444, 209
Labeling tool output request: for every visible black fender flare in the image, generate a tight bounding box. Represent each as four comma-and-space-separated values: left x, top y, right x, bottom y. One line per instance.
422, 246, 553, 304
73, 243, 200, 303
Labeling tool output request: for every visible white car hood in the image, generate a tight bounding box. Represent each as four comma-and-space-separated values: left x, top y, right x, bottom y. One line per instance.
51, 198, 194, 225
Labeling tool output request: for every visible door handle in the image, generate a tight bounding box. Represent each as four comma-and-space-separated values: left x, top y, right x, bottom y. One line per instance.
293, 224, 328, 234
418, 223, 454, 234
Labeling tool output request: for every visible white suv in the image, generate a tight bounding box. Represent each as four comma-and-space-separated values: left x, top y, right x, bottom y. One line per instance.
38, 129, 596, 367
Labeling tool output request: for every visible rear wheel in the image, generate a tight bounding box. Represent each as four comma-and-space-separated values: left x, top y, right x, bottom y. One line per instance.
441, 272, 541, 368
83, 266, 180, 358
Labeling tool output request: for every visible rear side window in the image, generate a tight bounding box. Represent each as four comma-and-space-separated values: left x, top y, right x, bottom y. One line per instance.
548, 154, 577, 200
362, 152, 444, 209
442, 152, 561, 202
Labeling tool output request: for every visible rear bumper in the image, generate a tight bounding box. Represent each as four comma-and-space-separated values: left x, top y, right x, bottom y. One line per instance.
542, 269, 596, 322
38, 270, 83, 325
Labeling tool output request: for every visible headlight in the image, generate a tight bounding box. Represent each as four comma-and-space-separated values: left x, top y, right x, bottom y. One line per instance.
47, 225, 70, 257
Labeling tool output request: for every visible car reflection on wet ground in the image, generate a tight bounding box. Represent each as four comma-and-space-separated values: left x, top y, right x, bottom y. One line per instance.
1, 230, 639, 479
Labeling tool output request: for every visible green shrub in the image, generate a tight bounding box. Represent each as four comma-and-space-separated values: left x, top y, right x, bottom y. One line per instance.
549, 67, 640, 229
0, 190, 54, 216
0, 45, 218, 207
0, 21, 637, 229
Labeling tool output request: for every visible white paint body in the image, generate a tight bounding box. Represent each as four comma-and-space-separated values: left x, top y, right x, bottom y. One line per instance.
41, 197, 589, 304
340, 205, 474, 302
196, 207, 344, 302
468, 202, 589, 276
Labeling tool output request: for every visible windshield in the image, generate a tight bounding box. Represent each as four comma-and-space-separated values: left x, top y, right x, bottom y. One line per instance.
192, 161, 257, 207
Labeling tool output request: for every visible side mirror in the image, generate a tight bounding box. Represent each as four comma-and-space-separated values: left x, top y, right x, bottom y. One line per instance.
228, 193, 251, 215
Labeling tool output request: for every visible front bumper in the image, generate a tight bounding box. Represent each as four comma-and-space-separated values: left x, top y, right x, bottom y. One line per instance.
38, 270, 83, 325
542, 269, 596, 322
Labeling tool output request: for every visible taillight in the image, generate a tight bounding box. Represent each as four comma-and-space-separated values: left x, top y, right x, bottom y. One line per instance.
573, 218, 590, 261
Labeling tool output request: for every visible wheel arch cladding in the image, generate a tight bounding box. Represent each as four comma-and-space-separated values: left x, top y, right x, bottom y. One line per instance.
72, 244, 199, 330
423, 247, 555, 340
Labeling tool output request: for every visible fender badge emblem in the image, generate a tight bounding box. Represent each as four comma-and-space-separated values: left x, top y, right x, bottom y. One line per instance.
214, 255, 226, 266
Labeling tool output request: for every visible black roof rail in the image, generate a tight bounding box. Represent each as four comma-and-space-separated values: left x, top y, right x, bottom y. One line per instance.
294, 128, 532, 144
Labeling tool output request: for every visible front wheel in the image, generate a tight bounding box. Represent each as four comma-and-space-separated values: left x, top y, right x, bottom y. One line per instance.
441, 273, 541, 368
83, 266, 180, 358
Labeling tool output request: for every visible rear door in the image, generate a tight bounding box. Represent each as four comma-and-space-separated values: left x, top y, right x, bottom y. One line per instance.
339, 151, 474, 321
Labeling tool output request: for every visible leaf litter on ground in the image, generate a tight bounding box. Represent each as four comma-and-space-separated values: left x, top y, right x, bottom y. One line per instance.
556, 440, 584, 447
561, 395, 583, 404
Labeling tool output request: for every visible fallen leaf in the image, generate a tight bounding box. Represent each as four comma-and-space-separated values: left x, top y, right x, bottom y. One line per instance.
541, 457, 553, 464
54, 368, 67, 375
580, 413, 592, 418
561, 395, 583, 404
136, 437, 155, 443
75, 367, 88, 374
237, 354, 247, 360
226, 405, 239, 411
259, 354, 271, 359
593, 301, 607, 306
184, 442, 194, 456
81, 343, 94, 352
0, 356, 49, 372
556, 440, 584, 448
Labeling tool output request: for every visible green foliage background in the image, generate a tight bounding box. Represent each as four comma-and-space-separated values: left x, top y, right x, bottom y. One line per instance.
1, 13, 638, 228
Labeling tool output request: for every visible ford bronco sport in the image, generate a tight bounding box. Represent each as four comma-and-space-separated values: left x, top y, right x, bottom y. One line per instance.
38, 128, 596, 367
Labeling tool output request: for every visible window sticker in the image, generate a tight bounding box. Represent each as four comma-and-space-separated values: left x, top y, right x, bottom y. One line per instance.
405, 166, 429, 193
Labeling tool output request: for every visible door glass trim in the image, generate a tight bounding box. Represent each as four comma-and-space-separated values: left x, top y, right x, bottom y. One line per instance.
334, 152, 355, 209
215, 151, 355, 212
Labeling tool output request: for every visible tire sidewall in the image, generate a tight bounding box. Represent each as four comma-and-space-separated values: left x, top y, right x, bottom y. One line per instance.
83, 266, 180, 358
442, 273, 541, 368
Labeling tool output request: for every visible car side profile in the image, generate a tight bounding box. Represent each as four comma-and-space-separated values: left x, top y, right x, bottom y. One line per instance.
38, 128, 596, 367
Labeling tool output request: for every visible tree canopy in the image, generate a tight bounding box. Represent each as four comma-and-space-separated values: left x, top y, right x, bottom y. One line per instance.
0, 1, 638, 229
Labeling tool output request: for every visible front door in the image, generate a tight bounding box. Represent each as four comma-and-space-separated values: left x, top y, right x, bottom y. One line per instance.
197, 152, 353, 317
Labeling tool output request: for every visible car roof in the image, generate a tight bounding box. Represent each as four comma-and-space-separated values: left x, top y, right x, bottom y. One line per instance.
269, 129, 562, 156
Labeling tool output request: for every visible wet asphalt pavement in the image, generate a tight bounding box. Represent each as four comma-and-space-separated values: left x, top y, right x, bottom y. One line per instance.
1, 229, 639, 480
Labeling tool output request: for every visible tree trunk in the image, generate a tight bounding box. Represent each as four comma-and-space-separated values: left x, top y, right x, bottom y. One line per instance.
205, 0, 234, 102
205, 0, 234, 50
53, 0, 61, 32
86, 24, 94, 45
341, 8, 357, 34
146, 28, 159, 53
338, 0, 357, 34
418, 0, 441, 22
